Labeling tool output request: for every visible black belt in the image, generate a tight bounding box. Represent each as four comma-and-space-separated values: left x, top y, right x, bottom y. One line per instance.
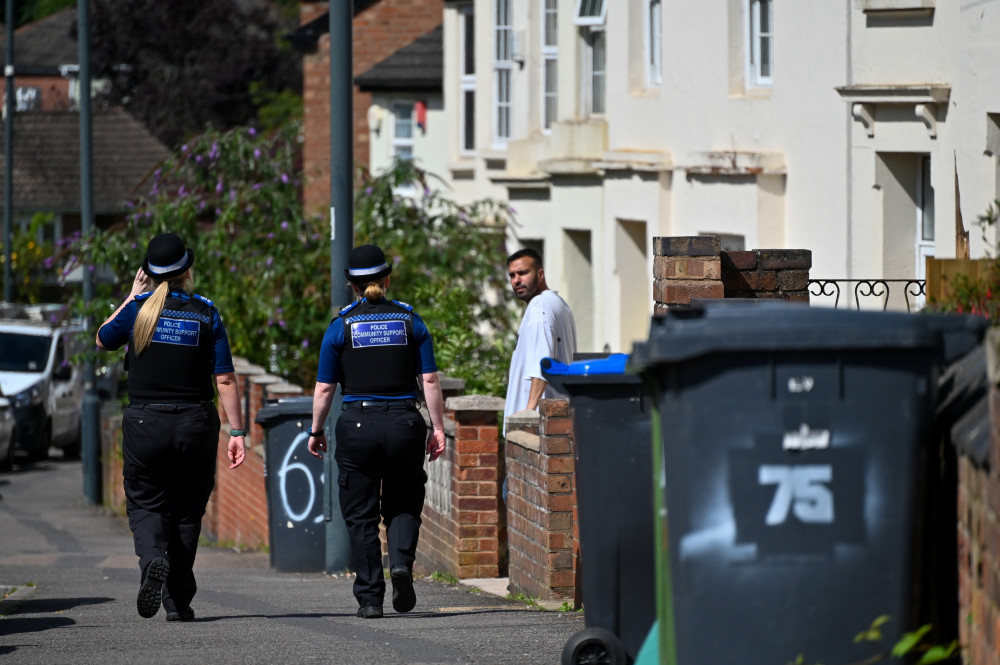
343, 399, 417, 411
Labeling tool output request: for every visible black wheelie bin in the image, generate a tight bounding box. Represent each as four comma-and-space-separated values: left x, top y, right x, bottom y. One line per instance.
542, 353, 655, 665
630, 301, 984, 665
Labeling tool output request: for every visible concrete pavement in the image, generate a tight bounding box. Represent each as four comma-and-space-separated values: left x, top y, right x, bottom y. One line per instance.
0, 456, 582, 664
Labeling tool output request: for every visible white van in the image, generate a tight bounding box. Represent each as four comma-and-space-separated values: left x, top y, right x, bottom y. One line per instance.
0, 318, 85, 461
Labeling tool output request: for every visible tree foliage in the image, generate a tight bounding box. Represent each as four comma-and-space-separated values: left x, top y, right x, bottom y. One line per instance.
87, 0, 302, 150
52, 125, 518, 395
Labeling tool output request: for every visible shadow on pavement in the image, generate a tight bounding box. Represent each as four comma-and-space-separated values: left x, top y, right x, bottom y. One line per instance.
7, 596, 114, 614
0, 615, 76, 636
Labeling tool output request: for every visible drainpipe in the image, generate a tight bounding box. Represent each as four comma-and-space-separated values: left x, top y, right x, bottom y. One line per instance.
78, 0, 101, 506
3, 2, 13, 303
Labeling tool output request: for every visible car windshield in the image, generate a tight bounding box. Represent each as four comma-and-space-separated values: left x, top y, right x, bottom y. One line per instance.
0, 332, 51, 372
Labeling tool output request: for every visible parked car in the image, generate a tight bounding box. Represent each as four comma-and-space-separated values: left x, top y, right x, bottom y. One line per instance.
0, 318, 85, 461
0, 394, 15, 470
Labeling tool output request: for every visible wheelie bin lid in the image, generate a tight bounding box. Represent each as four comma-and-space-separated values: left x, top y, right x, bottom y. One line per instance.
540, 353, 642, 396
255, 396, 314, 425
631, 300, 987, 368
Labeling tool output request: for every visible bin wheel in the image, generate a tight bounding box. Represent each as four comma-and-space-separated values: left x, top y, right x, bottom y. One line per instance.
561, 627, 627, 665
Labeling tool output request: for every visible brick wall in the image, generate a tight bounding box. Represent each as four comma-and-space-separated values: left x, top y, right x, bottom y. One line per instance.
0, 76, 73, 112
958, 381, 1000, 665
504, 400, 577, 601
300, 0, 444, 217
653, 236, 812, 310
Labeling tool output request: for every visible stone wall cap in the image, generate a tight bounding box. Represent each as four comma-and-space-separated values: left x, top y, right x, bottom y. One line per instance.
249, 374, 283, 385
505, 430, 540, 452
446, 395, 505, 411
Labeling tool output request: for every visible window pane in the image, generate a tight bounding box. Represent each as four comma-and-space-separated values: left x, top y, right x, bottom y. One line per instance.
592, 31, 606, 114
463, 90, 476, 150
497, 69, 511, 139
760, 36, 771, 78
760, 0, 771, 33
545, 0, 558, 47
463, 12, 476, 75
648, 0, 661, 84
579, 0, 603, 18
395, 105, 413, 139
395, 145, 413, 161
922, 156, 935, 241
544, 59, 558, 129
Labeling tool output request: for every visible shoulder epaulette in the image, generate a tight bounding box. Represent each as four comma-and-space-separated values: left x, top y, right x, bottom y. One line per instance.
339, 301, 361, 316
193, 294, 215, 307
391, 299, 414, 312
134, 292, 152, 301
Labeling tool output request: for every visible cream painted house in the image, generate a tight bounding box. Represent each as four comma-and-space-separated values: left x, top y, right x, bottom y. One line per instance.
364, 1, 1000, 352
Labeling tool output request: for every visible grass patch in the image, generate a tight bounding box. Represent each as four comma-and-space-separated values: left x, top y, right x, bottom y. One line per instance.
429, 571, 459, 585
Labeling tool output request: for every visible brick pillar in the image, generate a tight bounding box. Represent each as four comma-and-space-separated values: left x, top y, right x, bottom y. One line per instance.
451, 395, 506, 578
413, 394, 506, 580
722, 249, 812, 303
652, 236, 724, 312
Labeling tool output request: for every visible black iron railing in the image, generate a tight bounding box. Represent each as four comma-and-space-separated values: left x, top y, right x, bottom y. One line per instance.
808, 279, 927, 313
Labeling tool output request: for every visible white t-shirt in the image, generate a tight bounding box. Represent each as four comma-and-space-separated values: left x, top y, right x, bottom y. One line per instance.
504, 289, 577, 429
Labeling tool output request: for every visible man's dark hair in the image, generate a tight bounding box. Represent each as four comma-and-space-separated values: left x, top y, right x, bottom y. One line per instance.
507, 248, 543, 268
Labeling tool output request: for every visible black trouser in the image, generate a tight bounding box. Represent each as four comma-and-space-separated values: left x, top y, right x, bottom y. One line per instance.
335, 402, 427, 608
122, 402, 219, 614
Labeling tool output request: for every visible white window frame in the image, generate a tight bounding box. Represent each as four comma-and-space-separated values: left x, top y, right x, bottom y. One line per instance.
459, 4, 476, 154
494, 0, 513, 147
542, 0, 558, 132
646, 0, 662, 87
574, 0, 606, 27
392, 102, 415, 162
580, 26, 606, 117
747, 0, 773, 88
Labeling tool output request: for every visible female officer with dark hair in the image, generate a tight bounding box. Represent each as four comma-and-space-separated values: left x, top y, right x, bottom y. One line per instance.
96, 232, 247, 621
307, 244, 446, 619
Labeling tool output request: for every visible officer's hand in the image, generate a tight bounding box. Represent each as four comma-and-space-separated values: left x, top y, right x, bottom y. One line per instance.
129, 268, 153, 298
228, 436, 246, 469
308, 433, 327, 458
426, 429, 446, 462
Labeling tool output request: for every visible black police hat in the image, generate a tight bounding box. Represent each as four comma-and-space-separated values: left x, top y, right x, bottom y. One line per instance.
345, 244, 392, 282
141, 233, 195, 280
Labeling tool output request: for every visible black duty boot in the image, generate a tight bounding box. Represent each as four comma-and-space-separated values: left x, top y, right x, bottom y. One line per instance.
137, 558, 169, 619
390, 565, 416, 613
357, 605, 383, 619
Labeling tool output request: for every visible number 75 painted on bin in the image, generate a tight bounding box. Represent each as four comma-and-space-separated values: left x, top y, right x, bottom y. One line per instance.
759, 465, 834, 525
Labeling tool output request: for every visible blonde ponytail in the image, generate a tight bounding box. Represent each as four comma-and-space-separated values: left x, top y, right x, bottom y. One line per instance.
363, 280, 386, 301
132, 272, 193, 355
133, 282, 169, 355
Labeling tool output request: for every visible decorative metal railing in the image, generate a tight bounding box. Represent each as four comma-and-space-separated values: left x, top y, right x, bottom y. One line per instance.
808, 279, 927, 313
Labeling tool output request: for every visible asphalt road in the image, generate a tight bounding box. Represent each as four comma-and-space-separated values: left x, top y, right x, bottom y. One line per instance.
0, 455, 583, 664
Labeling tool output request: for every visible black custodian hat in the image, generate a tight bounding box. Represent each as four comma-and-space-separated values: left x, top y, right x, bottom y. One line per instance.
141, 233, 195, 280
345, 244, 392, 282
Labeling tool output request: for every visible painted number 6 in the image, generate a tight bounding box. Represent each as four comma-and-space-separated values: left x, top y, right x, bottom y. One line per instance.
758, 464, 834, 526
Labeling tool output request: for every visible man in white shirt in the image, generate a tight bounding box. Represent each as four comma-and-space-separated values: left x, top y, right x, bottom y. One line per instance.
503, 248, 577, 431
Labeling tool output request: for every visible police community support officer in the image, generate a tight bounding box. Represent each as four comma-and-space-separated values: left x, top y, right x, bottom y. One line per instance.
96, 233, 247, 621
307, 244, 446, 619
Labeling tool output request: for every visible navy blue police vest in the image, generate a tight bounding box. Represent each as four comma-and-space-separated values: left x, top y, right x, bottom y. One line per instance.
337, 299, 418, 396
126, 292, 217, 404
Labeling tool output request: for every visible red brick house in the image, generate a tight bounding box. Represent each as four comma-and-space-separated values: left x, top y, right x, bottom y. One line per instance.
290, 0, 444, 218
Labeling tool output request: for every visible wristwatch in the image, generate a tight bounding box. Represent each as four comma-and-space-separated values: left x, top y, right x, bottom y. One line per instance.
230, 428, 247, 437
307, 427, 325, 437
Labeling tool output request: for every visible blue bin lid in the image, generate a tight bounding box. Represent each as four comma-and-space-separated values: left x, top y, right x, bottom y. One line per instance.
540, 354, 642, 394
631, 301, 985, 367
